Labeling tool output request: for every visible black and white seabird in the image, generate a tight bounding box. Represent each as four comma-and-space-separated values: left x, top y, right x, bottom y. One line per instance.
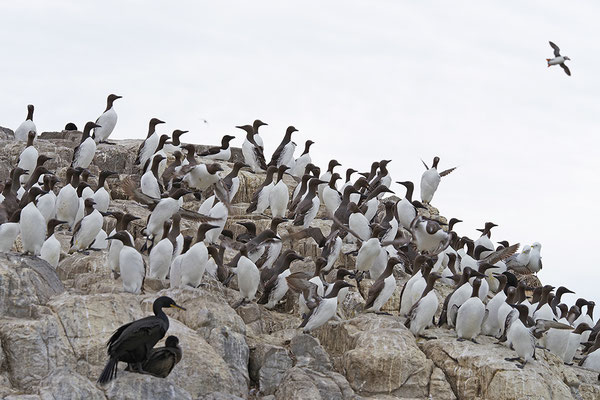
258, 251, 304, 309
20, 187, 47, 255
182, 163, 223, 192
318, 159, 341, 201
106, 231, 146, 294
14, 104, 36, 142
93, 170, 118, 213
268, 126, 298, 168
94, 94, 122, 144
295, 279, 354, 333
72, 122, 101, 169
17, 131, 38, 184
40, 219, 67, 268
221, 161, 248, 202
0, 210, 21, 252
364, 258, 401, 313
252, 119, 268, 151
293, 178, 326, 229
238, 125, 267, 173
405, 272, 443, 338
199, 134, 235, 161
141, 154, 166, 199
246, 165, 277, 214
290, 140, 315, 178
455, 277, 486, 342
547, 41, 571, 76
322, 173, 342, 217
420, 156, 456, 204
107, 212, 140, 278
269, 165, 290, 218
135, 118, 165, 168
69, 198, 103, 253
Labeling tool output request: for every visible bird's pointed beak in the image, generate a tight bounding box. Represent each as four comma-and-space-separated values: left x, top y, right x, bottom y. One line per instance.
170, 303, 186, 311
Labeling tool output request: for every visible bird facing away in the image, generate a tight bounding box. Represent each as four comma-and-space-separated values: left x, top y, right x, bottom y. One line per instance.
547, 41, 571, 76
97, 296, 186, 384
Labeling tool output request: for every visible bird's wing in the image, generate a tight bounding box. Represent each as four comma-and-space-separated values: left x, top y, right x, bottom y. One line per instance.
282, 227, 326, 247
218, 235, 246, 251
268, 143, 286, 167
421, 159, 429, 170
560, 64, 571, 76
286, 271, 314, 294
534, 319, 573, 334
71, 144, 81, 166
293, 197, 314, 225
70, 219, 83, 247
549, 41, 561, 57
122, 176, 159, 207
439, 167, 457, 177
177, 207, 219, 222
481, 243, 520, 265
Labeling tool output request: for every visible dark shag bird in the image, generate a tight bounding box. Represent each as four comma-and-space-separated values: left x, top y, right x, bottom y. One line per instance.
97, 296, 186, 384
137, 335, 183, 378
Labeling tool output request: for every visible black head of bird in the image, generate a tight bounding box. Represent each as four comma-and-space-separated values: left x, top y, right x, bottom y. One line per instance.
207, 163, 223, 174
432, 156, 440, 169
253, 120, 268, 130
165, 335, 179, 348
286, 126, 298, 135
26, 104, 34, 120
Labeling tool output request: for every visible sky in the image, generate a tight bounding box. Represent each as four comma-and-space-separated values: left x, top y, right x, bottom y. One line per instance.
1, 1, 599, 307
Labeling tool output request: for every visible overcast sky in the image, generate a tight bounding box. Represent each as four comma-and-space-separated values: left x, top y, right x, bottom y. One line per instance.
2, 1, 599, 307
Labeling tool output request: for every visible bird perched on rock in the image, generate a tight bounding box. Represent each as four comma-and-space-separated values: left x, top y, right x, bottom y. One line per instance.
97, 296, 185, 384
136, 118, 165, 168
420, 156, 456, 204
94, 94, 122, 144
137, 335, 182, 378
72, 122, 101, 169
14, 104, 36, 141
547, 41, 571, 76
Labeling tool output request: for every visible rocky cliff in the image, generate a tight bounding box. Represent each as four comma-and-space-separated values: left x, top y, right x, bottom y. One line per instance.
0, 127, 598, 400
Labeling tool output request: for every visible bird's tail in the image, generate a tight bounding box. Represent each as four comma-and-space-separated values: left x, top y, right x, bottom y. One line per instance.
97, 358, 118, 384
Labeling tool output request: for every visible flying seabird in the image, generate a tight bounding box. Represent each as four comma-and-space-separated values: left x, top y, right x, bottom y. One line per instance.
547, 41, 571, 76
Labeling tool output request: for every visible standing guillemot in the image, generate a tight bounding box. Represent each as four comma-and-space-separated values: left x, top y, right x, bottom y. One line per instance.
364, 258, 401, 314
252, 119, 268, 151
161, 151, 183, 190
199, 134, 235, 161
258, 251, 304, 309
163, 129, 188, 154
40, 219, 67, 268
135, 118, 165, 168
268, 126, 299, 168
69, 198, 103, 253
290, 140, 315, 178
141, 154, 166, 199
17, 131, 38, 184
547, 41, 571, 76
107, 231, 146, 294
180, 223, 218, 288
72, 122, 101, 169
235, 246, 261, 305
19, 187, 47, 255
455, 277, 485, 342
420, 156, 456, 204
149, 220, 175, 280
238, 124, 267, 172
106, 212, 139, 278
405, 272, 443, 338
347, 202, 370, 242
93, 94, 122, 144
293, 178, 326, 229
97, 296, 185, 384
221, 161, 248, 202
322, 173, 342, 217
268, 165, 290, 218
297, 280, 354, 333
93, 170, 118, 213
14, 104, 36, 141
181, 163, 223, 192
246, 165, 277, 214
318, 159, 341, 201
0, 210, 21, 252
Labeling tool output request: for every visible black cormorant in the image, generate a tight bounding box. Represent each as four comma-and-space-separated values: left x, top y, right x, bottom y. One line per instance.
137, 335, 182, 378
97, 296, 185, 384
